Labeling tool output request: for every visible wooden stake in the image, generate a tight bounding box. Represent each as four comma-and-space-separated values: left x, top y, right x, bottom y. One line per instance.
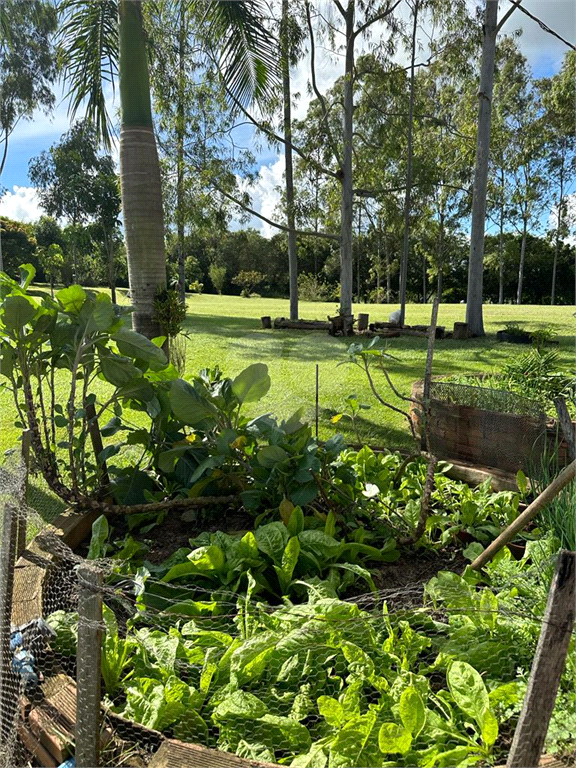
554, 396, 575, 463
506, 550, 575, 768
17, 430, 32, 558
0, 503, 18, 748
470, 460, 576, 571
86, 402, 110, 496
76, 564, 103, 768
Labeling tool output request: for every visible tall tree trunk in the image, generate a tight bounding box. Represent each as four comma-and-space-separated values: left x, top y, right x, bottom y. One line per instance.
339, 1, 355, 320
498, 207, 504, 304
385, 234, 391, 303
356, 203, 361, 302
437, 210, 444, 302
551, 161, 564, 305
516, 215, 527, 305
498, 166, 504, 304
119, 0, 166, 340
281, 0, 298, 320
465, 0, 498, 336
399, 0, 418, 327
104, 228, 116, 304
176, 1, 186, 305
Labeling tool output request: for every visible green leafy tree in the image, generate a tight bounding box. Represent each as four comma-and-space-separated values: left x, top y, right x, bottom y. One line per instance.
0, 218, 37, 278
232, 269, 265, 296
29, 121, 121, 286
0, 0, 57, 176
37, 243, 65, 295
209, 264, 227, 295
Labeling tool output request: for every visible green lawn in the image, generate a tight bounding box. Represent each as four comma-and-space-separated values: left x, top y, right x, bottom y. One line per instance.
2, 291, 574, 524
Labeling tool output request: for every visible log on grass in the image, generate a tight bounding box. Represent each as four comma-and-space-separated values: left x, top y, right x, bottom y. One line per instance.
273, 317, 330, 330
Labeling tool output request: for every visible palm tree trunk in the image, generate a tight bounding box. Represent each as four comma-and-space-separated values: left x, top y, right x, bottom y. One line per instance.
399, 0, 418, 327
281, 0, 298, 320
119, 0, 166, 339
465, 0, 498, 336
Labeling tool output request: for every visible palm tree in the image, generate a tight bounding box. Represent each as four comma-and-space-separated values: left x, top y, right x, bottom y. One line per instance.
59, 0, 277, 338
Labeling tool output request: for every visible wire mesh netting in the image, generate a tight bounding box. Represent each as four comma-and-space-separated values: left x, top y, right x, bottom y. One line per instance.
426, 382, 549, 474
1, 493, 575, 768
428, 381, 546, 418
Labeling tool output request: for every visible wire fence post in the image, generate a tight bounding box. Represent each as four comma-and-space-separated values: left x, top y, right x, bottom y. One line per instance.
0, 503, 18, 760
76, 563, 103, 768
506, 550, 575, 768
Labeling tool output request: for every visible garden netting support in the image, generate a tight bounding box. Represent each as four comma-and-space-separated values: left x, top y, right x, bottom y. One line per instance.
0, 513, 574, 768
426, 381, 548, 474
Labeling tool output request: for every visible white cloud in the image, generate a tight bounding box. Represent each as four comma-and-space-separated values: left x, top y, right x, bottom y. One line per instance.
235, 156, 285, 237
0, 186, 42, 223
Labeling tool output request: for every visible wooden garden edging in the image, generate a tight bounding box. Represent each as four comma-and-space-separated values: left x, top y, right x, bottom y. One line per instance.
9, 508, 282, 768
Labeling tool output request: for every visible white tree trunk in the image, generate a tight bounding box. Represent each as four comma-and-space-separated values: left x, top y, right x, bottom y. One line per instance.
465, 0, 498, 336
282, 0, 298, 320
399, 0, 419, 327
339, 2, 355, 319
516, 215, 528, 305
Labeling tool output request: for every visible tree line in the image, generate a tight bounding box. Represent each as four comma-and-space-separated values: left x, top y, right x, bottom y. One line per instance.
1, 1, 574, 338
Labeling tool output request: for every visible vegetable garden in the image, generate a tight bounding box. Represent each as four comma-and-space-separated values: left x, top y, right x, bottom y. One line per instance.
1, 269, 574, 768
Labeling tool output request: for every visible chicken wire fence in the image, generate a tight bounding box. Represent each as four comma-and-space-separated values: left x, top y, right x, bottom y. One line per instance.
426, 382, 549, 475
1, 493, 575, 768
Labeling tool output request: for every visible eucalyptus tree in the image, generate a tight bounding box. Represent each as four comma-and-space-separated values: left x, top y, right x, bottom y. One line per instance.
538, 51, 576, 304
506, 70, 548, 305
486, 36, 525, 303
146, 2, 250, 304
0, 0, 57, 177
58, 0, 278, 338
29, 120, 120, 286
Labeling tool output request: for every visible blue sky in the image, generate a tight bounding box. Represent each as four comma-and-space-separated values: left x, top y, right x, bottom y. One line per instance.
1, 0, 574, 234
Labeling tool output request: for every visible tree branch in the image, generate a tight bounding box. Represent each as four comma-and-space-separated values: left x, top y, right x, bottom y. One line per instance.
223, 85, 340, 181
352, 0, 402, 41
213, 180, 341, 241
305, 0, 343, 168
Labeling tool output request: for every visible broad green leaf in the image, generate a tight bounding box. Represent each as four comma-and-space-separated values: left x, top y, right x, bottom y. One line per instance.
479, 589, 498, 631
57, 285, 86, 314
87, 515, 109, 559
19, 263, 36, 290
287, 506, 304, 536
2, 295, 36, 331
317, 696, 345, 728
298, 529, 341, 559
399, 686, 426, 736
100, 355, 142, 387
278, 536, 300, 588
213, 689, 268, 719
516, 469, 528, 496
255, 522, 289, 564
447, 661, 490, 726
325, 510, 336, 537
256, 444, 288, 467
161, 545, 224, 581
256, 714, 311, 752
173, 709, 209, 743
163, 600, 220, 616
169, 378, 216, 426
90, 293, 115, 330
238, 531, 259, 559
113, 328, 167, 366
378, 723, 412, 755
481, 708, 498, 747
232, 362, 271, 404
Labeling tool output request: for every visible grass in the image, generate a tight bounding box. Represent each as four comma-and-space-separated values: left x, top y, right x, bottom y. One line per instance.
2, 289, 574, 525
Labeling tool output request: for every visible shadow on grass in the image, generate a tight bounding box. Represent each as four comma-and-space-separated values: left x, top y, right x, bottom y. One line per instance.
319, 407, 417, 452
26, 481, 67, 525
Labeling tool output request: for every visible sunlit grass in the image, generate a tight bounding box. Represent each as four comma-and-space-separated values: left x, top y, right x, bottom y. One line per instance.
2, 289, 574, 524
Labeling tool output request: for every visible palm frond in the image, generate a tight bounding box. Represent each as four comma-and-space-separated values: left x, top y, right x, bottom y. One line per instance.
201, 0, 280, 106
58, 0, 119, 148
